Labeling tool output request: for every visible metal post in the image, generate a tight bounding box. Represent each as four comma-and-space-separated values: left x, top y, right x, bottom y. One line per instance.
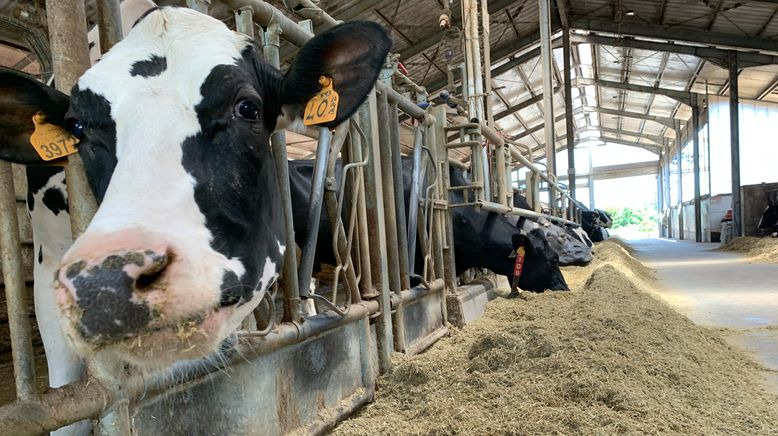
692, 96, 702, 242
432, 105, 458, 293
235, 6, 255, 39
729, 52, 742, 238
389, 104, 410, 291
348, 123, 373, 298
376, 89, 405, 353
263, 23, 301, 322
675, 121, 684, 240
587, 149, 594, 209
563, 27, 576, 205
96, 0, 122, 53
46, 0, 98, 238
298, 128, 332, 297
663, 144, 672, 237
0, 163, 36, 401
539, 0, 557, 215
359, 92, 393, 373
407, 126, 424, 274
481, 0, 493, 127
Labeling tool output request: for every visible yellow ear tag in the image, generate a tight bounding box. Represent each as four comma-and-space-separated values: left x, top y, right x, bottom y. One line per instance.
517, 246, 526, 257
303, 76, 339, 126
30, 113, 80, 162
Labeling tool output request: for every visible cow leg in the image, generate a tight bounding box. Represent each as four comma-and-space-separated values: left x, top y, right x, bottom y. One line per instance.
301, 278, 318, 317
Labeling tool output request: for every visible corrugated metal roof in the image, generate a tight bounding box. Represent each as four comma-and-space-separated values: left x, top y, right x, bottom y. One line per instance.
2, 0, 778, 161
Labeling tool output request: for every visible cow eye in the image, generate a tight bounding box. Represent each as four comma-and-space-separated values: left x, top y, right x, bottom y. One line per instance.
234, 99, 259, 121
66, 119, 85, 139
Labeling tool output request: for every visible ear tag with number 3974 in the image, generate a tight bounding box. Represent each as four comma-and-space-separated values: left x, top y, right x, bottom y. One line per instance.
303, 76, 339, 126
30, 113, 80, 162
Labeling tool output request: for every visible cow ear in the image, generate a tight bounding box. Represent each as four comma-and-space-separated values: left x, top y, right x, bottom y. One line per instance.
276, 21, 391, 131
0, 69, 71, 164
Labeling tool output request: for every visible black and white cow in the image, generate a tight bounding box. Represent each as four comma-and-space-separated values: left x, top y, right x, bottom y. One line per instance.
582, 209, 612, 242
0, 6, 390, 375
288, 157, 569, 293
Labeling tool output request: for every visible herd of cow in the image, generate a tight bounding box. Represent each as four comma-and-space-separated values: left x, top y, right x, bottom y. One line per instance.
0, 4, 612, 434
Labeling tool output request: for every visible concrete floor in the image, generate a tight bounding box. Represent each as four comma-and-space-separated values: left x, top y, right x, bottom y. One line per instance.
630, 238, 778, 396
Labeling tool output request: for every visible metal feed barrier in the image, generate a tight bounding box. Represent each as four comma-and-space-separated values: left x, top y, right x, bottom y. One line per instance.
0, 0, 587, 434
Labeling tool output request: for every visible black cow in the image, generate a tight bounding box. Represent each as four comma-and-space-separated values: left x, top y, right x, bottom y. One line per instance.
758, 205, 778, 236
289, 157, 569, 292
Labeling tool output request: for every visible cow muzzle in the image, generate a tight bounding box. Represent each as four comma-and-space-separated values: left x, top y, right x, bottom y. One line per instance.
57, 244, 171, 345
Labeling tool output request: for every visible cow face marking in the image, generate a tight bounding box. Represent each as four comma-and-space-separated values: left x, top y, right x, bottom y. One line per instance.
130, 55, 167, 77
42, 187, 67, 216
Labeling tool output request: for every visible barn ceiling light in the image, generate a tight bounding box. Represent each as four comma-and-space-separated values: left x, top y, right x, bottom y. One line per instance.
625, 10, 636, 17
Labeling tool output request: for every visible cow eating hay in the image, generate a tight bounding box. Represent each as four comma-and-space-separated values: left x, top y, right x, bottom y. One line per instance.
332, 240, 778, 434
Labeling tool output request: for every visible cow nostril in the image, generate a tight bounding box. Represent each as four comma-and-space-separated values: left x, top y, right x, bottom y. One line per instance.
135, 251, 171, 292
136, 268, 164, 291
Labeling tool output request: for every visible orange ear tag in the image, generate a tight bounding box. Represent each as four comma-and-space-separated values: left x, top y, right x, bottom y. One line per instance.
303, 76, 339, 126
29, 113, 80, 162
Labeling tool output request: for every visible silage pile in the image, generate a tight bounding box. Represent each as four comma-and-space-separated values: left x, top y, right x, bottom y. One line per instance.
333, 240, 778, 435
719, 236, 778, 263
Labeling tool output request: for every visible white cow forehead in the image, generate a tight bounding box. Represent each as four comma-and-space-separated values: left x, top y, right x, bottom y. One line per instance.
78, 7, 251, 109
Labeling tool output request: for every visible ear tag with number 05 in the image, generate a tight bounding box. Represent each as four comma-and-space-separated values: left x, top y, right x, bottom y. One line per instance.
303, 76, 339, 126
30, 113, 80, 161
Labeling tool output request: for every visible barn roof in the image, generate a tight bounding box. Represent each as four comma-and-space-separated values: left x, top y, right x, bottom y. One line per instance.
2, 0, 777, 161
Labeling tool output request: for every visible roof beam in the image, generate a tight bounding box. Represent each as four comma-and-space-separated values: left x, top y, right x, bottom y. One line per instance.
512, 106, 676, 141
493, 85, 563, 121
575, 77, 693, 105
570, 17, 778, 61
757, 76, 778, 100
570, 33, 778, 68
581, 106, 676, 129
398, 0, 517, 61
556, 160, 659, 181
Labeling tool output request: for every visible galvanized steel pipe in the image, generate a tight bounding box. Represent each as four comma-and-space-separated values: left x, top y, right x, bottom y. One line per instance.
298, 127, 332, 297
389, 102, 411, 291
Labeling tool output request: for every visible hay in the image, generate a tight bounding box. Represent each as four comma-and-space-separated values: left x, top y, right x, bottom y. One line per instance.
333, 240, 778, 435
719, 236, 778, 263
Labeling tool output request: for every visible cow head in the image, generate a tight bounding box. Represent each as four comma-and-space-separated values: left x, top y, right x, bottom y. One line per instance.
0, 8, 389, 368
448, 169, 568, 292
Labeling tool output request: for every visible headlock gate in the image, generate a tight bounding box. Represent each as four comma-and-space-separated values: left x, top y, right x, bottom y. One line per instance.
0, 0, 583, 434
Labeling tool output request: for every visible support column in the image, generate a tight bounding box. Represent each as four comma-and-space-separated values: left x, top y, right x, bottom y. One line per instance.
657, 156, 664, 237
587, 148, 594, 209
96, 0, 122, 53
538, 0, 557, 215
674, 120, 684, 240
46, 0, 97, 237
729, 52, 742, 237
563, 28, 576, 204
692, 95, 702, 242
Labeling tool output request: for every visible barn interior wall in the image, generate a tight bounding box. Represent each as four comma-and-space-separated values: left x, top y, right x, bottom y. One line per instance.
707, 96, 778, 195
